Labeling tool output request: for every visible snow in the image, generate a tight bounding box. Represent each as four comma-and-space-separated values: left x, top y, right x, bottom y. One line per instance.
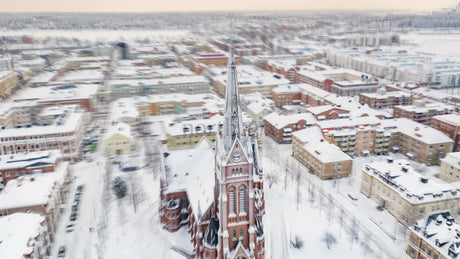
0, 149, 60, 171
433, 114, 460, 126
263, 112, 316, 130
0, 213, 45, 259
364, 159, 459, 204
164, 139, 216, 215
0, 163, 67, 210
104, 122, 133, 141
381, 118, 454, 144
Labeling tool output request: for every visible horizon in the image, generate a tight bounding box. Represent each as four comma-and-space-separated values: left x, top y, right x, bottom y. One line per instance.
0, 0, 458, 13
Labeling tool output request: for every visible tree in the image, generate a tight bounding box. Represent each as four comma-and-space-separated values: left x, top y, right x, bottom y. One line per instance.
265, 173, 278, 189
290, 235, 304, 249
112, 176, 127, 199
322, 232, 337, 249
127, 171, 146, 213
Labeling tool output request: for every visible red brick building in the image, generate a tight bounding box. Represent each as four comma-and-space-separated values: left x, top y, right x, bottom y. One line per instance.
271, 84, 301, 107
431, 114, 460, 152
306, 105, 350, 120
264, 113, 316, 143
0, 150, 61, 189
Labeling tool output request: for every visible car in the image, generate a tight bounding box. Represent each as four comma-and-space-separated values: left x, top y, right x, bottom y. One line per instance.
77, 185, 85, 192
70, 214, 77, 221
71, 204, 78, 212
65, 224, 74, 233
58, 246, 66, 257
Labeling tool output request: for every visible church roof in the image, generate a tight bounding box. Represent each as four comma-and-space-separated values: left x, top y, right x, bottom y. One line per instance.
204, 216, 219, 247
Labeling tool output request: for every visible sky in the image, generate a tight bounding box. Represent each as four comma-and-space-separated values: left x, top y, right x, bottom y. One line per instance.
1, 0, 458, 12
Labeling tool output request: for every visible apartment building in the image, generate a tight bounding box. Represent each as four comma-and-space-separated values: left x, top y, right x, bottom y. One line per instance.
163, 115, 223, 149
271, 84, 302, 107
317, 116, 388, 157
263, 112, 316, 144
306, 105, 350, 120
383, 118, 453, 165
393, 100, 454, 125
292, 126, 352, 180
109, 76, 211, 98
0, 71, 19, 99
360, 159, 460, 226
0, 150, 62, 190
0, 107, 87, 161
213, 65, 290, 98
0, 213, 50, 258
0, 165, 70, 242
407, 211, 460, 259
439, 152, 460, 183
431, 114, 460, 152
359, 89, 412, 109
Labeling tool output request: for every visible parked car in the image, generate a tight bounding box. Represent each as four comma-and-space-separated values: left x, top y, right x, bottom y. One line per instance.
65, 224, 74, 233
77, 185, 85, 192
58, 246, 66, 257
70, 214, 77, 221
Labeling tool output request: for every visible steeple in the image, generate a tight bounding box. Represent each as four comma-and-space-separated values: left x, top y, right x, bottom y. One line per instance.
223, 19, 243, 154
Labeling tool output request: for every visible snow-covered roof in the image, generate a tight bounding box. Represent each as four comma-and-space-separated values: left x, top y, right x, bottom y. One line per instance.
13, 84, 98, 102
395, 102, 454, 113
433, 114, 460, 126
166, 115, 223, 136
316, 116, 382, 131
163, 139, 215, 214
0, 213, 45, 259
0, 150, 61, 171
412, 211, 459, 259
213, 65, 289, 88
272, 84, 300, 94
0, 112, 84, 138
57, 70, 103, 83
264, 112, 316, 130
109, 76, 208, 87
306, 105, 349, 115
0, 163, 68, 210
247, 101, 272, 115
104, 122, 133, 141
381, 118, 453, 144
363, 159, 460, 204
360, 90, 411, 99
293, 126, 352, 163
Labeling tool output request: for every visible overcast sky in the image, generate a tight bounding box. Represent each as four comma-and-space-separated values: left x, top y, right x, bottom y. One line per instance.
2, 0, 458, 12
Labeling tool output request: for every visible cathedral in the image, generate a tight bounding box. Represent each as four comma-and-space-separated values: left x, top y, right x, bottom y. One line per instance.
159, 30, 265, 259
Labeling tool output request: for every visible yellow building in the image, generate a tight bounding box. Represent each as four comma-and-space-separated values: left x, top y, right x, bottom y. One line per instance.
164, 115, 222, 150
439, 152, 460, 183
0, 71, 19, 99
361, 159, 460, 227
104, 122, 133, 155
292, 126, 352, 180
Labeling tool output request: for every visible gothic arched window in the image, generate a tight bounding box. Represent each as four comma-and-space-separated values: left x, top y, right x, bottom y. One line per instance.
229, 187, 235, 214
239, 186, 246, 213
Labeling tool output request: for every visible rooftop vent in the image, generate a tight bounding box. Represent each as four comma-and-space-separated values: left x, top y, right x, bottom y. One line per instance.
421, 177, 429, 184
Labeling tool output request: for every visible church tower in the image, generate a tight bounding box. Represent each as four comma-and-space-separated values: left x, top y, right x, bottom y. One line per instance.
207, 21, 265, 259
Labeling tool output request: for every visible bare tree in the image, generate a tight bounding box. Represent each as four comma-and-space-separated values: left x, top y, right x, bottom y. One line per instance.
296, 165, 301, 210
127, 171, 146, 213
265, 173, 279, 189
360, 232, 373, 258
290, 235, 304, 249
322, 232, 337, 249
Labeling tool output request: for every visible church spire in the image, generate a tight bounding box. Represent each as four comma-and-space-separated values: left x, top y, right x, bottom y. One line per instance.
223, 18, 243, 154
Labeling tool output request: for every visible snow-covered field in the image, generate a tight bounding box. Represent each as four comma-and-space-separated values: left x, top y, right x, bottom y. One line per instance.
400, 32, 460, 58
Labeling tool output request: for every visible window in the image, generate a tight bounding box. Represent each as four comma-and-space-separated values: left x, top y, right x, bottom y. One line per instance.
233, 230, 237, 240
240, 229, 244, 239
239, 186, 246, 213
229, 188, 235, 214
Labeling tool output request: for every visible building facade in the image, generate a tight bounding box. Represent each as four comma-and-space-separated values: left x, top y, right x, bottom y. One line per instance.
431, 114, 460, 152
439, 152, 460, 183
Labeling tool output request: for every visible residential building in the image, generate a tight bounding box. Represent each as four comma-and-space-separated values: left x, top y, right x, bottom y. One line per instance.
163, 115, 222, 150
103, 122, 133, 156
431, 114, 460, 152
271, 84, 302, 107
0, 165, 70, 242
306, 105, 350, 120
360, 159, 460, 226
0, 213, 50, 258
192, 53, 240, 67
264, 112, 316, 144
439, 152, 460, 183
394, 100, 454, 125
247, 101, 273, 127
109, 76, 211, 98
213, 65, 290, 98
0, 107, 87, 161
383, 118, 453, 165
292, 126, 352, 180
407, 211, 460, 259
0, 150, 62, 190
0, 71, 19, 99
359, 89, 412, 109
